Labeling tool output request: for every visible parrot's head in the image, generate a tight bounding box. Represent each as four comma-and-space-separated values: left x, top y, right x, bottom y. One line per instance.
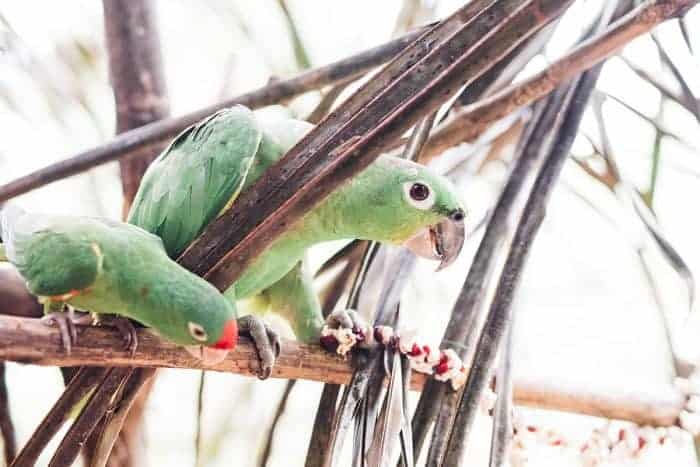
342, 155, 466, 269
179, 297, 239, 365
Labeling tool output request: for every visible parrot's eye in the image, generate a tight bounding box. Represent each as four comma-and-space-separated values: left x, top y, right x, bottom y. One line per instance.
410, 183, 430, 200
403, 181, 435, 210
188, 322, 208, 342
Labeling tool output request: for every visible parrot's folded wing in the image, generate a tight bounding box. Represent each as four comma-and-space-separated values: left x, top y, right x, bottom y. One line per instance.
127, 105, 263, 256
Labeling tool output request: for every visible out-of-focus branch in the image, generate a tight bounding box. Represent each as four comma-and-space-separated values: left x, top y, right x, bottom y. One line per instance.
104, 0, 170, 214
0, 363, 16, 465
0, 27, 427, 203
0, 316, 684, 427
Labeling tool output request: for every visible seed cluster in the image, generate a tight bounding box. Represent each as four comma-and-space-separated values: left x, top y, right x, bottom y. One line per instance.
320, 323, 467, 390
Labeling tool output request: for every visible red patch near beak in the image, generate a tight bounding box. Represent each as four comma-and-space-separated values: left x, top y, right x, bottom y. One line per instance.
212, 319, 238, 350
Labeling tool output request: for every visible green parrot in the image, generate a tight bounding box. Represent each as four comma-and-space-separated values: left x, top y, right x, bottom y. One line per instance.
11, 105, 466, 467
128, 105, 466, 369
0, 204, 239, 361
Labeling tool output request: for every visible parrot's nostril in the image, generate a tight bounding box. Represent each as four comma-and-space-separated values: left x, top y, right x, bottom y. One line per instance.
450, 209, 465, 222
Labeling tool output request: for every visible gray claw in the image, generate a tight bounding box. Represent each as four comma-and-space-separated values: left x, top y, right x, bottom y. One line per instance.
42, 308, 92, 355
326, 309, 367, 333
42, 312, 74, 355
98, 316, 139, 356
237, 316, 280, 380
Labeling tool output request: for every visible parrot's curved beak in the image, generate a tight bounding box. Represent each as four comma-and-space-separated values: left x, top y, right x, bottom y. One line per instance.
403, 208, 465, 271
184, 345, 230, 366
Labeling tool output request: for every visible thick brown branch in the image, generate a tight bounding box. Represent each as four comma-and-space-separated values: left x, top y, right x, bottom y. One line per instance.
0, 316, 683, 427
0, 27, 425, 203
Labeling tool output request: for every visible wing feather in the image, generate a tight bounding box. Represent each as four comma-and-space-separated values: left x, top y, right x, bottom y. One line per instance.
127, 105, 262, 257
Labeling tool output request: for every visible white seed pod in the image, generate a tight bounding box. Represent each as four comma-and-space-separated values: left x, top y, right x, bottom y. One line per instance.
687, 395, 700, 413
675, 377, 693, 395
679, 410, 700, 436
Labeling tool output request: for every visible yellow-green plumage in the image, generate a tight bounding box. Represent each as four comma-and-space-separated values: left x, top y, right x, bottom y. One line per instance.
0, 206, 236, 347
128, 106, 261, 258
129, 105, 465, 342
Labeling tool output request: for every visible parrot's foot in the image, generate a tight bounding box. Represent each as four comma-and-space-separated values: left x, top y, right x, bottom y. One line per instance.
320, 309, 370, 356
97, 316, 139, 356
237, 316, 281, 380
41, 309, 93, 355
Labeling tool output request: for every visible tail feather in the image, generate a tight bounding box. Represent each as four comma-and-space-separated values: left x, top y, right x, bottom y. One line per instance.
0, 204, 27, 263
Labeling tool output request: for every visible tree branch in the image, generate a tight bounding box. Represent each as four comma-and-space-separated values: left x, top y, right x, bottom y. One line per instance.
179, 0, 574, 288
0, 26, 426, 203
416, 0, 698, 163
104, 0, 170, 215
0, 316, 683, 427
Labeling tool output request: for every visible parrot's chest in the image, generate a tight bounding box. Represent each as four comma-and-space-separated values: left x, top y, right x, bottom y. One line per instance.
230, 240, 306, 299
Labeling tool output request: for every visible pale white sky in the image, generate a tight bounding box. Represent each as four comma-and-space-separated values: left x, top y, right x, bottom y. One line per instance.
1, 1, 700, 466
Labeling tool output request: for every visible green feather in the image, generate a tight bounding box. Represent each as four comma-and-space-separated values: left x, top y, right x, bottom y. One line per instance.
127, 106, 464, 343
128, 105, 262, 257
0, 207, 237, 347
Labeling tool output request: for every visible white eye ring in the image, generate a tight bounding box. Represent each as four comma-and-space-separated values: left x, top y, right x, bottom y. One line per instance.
403, 181, 435, 210
188, 322, 208, 342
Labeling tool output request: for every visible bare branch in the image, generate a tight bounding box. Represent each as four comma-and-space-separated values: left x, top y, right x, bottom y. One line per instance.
416, 0, 699, 163
0, 363, 16, 465
180, 0, 574, 289
0, 27, 427, 202
103, 0, 170, 213
0, 316, 683, 427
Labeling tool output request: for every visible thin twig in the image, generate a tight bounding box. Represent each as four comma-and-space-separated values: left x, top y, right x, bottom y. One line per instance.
618, 55, 693, 114
650, 32, 700, 121
488, 320, 515, 467
260, 380, 297, 467
0, 363, 16, 465
276, 0, 312, 69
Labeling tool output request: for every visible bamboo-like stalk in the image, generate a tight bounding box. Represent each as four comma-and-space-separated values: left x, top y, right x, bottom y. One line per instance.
441, 66, 602, 467
416, 0, 698, 163
0, 315, 684, 427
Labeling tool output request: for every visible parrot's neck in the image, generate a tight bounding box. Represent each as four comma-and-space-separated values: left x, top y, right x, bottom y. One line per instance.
233, 162, 409, 299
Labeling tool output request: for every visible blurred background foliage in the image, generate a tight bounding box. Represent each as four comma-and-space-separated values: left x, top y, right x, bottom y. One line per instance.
1, 0, 700, 465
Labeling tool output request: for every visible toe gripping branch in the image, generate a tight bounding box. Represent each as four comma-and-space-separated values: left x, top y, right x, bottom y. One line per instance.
320, 324, 467, 391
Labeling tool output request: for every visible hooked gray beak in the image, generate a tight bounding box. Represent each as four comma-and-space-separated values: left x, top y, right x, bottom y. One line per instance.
184, 345, 230, 366
403, 208, 465, 271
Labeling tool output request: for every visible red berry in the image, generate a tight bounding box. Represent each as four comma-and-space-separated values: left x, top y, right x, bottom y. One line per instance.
409, 343, 422, 357
320, 335, 339, 353
638, 437, 646, 450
